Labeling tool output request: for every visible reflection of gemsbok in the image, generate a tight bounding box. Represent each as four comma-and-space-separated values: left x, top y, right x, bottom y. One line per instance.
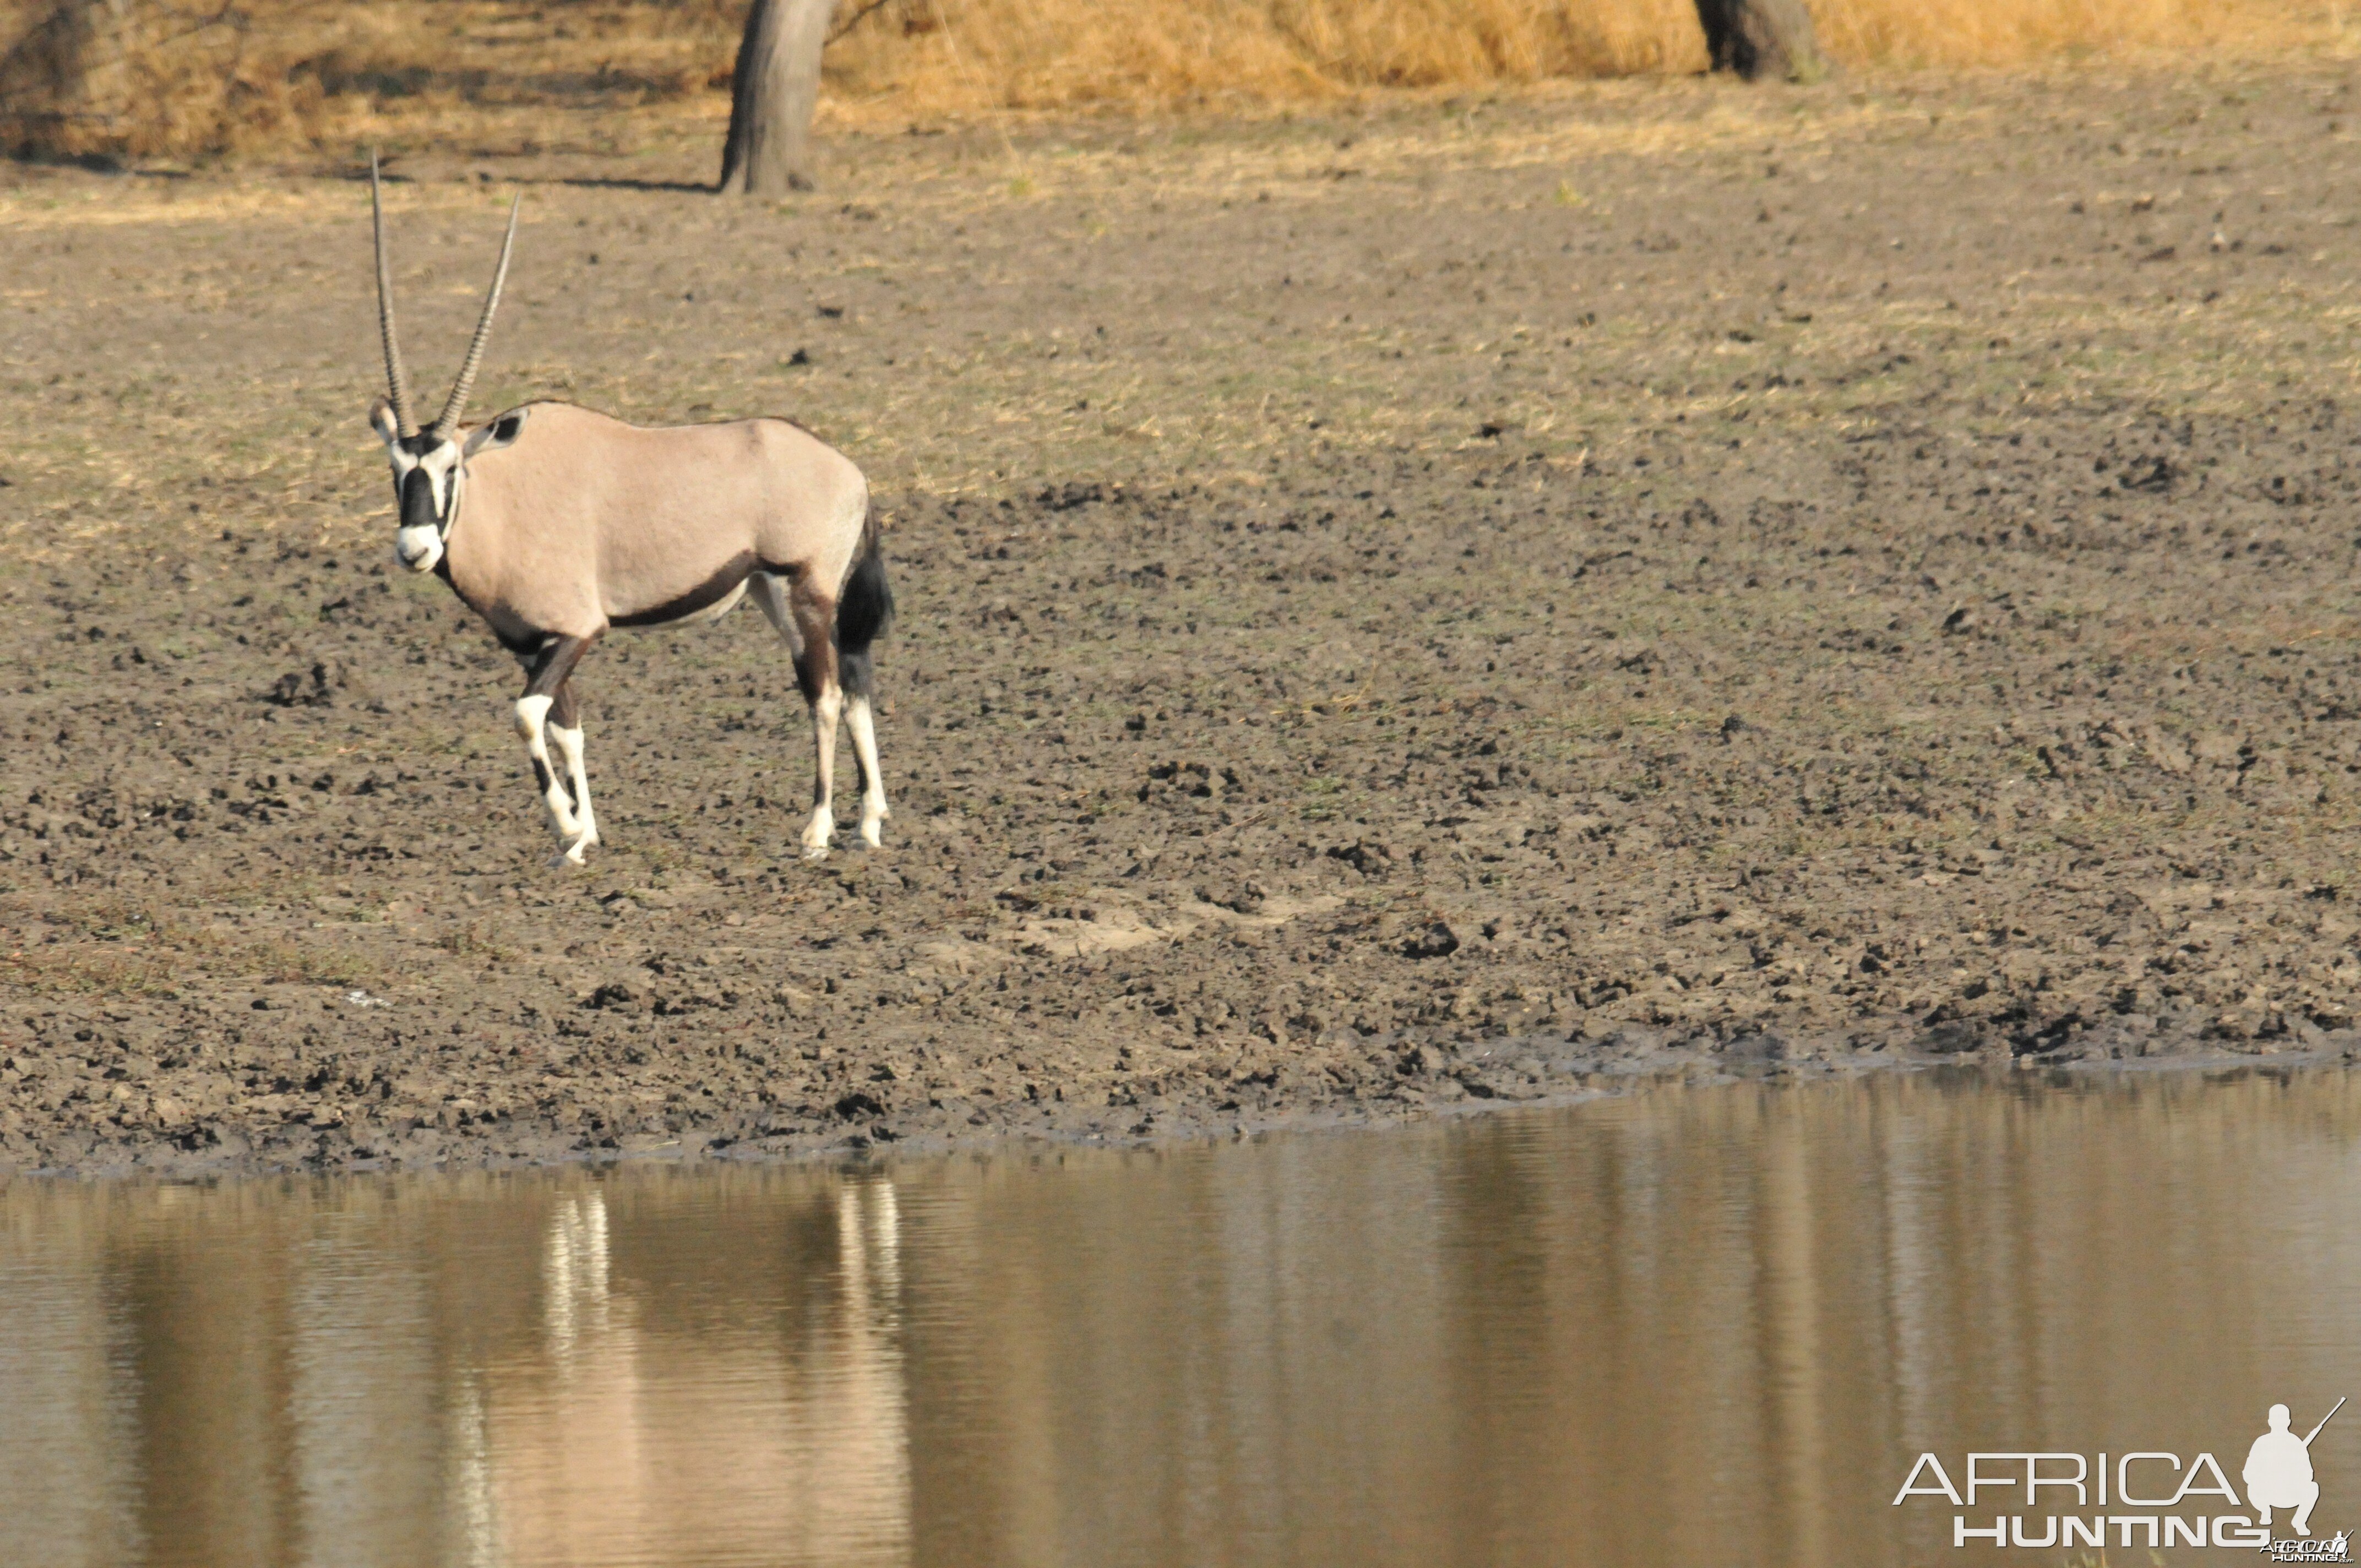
455, 1176, 912, 1568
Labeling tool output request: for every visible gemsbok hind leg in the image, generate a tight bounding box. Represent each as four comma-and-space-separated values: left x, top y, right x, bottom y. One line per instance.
751, 573, 842, 859
836, 543, 892, 848
547, 677, 599, 863
514, 633, 597, 864
843, 694, 886, 849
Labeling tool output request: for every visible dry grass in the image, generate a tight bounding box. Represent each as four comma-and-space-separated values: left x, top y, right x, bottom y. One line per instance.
0, 0, 2347, 162
1809, 0, 2304, 70
0, 0, 333, 159
825, 0, 2326, 115
822, 0, 1706, 112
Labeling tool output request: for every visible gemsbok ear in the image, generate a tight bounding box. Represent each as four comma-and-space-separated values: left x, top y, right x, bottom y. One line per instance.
369, 396, 400, 444
464, 407, 529, 458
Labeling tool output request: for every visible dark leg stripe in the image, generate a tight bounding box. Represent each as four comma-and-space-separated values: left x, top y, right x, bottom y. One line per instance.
523, 633, 595, 700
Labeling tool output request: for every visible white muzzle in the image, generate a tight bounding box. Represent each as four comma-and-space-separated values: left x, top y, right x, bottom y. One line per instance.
395, 524, 444, 573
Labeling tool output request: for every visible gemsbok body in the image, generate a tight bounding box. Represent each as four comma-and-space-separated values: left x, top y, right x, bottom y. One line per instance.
364, 160, 891, 864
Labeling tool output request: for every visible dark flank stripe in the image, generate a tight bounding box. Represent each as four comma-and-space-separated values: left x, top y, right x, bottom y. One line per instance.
612, 551, 757, 628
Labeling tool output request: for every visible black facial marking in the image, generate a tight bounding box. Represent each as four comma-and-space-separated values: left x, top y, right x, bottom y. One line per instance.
613, 551, 758, 628
400, 467, 440, 530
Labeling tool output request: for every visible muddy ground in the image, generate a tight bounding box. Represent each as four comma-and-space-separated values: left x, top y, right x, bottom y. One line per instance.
6, 65, 2361, 1175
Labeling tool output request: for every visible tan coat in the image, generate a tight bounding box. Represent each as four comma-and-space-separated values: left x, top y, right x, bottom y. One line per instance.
445, 401, 868, 646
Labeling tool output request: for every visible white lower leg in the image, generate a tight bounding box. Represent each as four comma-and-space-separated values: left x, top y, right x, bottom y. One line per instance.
513, 695, 581, 841
802, 684, 842, 857
845, 695, 889, 848
550, 721, 599, 863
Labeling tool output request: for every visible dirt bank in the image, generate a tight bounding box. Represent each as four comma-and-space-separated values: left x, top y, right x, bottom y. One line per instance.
6, 67, 2361, 1175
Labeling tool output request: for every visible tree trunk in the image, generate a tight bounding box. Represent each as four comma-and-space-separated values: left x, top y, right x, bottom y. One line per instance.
1694, 0, 1823, 82
716, 0, 834, 195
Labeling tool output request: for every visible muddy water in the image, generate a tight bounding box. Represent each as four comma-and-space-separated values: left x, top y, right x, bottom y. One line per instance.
5, 1070, 2360, 1568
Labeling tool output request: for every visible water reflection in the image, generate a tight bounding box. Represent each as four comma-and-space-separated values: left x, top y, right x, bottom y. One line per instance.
0, 1170, 913, 1568
3, 1069, 2359, 1567
450, 1178, 909, 1568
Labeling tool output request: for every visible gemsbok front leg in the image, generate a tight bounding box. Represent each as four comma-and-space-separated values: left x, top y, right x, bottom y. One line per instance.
514, 634, 597, 864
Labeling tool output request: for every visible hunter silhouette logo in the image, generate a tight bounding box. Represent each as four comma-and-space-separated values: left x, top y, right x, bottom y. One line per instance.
2251, 1399, 2347, 1563
2248, 1400, 2340, 1537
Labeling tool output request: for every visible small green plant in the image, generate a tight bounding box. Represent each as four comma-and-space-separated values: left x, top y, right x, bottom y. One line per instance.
1298, 775, 1347, 821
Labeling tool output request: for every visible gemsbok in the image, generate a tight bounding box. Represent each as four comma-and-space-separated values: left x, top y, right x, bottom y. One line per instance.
363, 159, 891, 865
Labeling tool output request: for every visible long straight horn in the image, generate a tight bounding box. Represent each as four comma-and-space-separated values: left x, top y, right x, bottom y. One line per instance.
369, 150, 417, 438
429, 194, 520, 442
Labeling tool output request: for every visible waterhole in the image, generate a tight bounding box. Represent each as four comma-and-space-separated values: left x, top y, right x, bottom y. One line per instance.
5, 1068, 2358, 1566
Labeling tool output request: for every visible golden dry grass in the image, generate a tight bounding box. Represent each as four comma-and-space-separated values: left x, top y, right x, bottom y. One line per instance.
0, 0, 331, 159
825, 0, 2327, 114
0, 0, 2347, 160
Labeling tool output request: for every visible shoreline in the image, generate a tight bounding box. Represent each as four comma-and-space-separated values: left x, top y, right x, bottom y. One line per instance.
8, 1012, 2353, 1181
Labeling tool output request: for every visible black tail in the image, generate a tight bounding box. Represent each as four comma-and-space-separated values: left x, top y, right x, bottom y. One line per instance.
835, 509, 893, 700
